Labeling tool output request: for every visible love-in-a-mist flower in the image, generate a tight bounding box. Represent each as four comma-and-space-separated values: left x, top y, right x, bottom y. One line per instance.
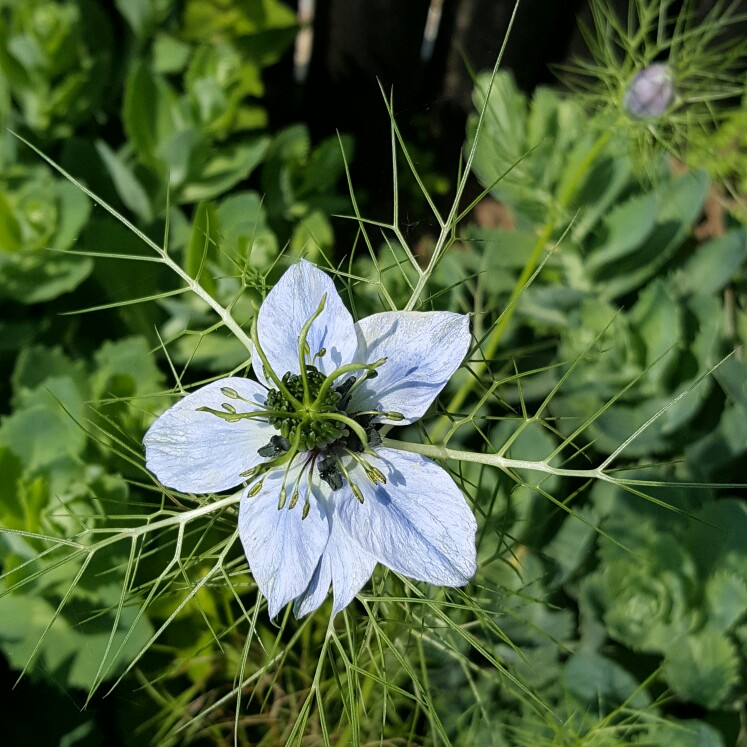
144, 260, 477, 618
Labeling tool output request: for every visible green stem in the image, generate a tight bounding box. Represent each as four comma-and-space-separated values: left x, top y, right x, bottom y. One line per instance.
429, 130, 613, 443
383, 437, 611, 482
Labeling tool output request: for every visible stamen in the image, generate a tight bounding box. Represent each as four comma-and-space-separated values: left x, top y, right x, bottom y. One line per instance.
288, 456, 313, 510
343, 448, 387, 485
257, 435, 291, 458
297, 294, 328, 405
196, 406, 296, 423
351, 483, 365, 504
246, 479, 264, 497
336, 457, 365, 504
318, 453, 344, 491
275, 427, 303, 510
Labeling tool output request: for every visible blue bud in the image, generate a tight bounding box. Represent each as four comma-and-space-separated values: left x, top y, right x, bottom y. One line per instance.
623, 63, 674, 119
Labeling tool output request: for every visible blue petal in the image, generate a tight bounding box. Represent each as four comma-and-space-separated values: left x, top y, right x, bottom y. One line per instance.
337, 448, 477, 585
239, 467, 330, 619
144, 377, 273, 493
349, 311, 470, 424
254, 260, 357, 386
293, 499, 377, 617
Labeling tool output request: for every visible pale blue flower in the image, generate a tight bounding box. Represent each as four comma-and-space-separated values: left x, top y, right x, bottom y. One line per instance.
144, 260, 477, 618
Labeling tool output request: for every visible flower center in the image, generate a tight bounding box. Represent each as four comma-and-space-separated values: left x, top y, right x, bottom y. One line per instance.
197, 294, 404, 515
263, 365, 355, 452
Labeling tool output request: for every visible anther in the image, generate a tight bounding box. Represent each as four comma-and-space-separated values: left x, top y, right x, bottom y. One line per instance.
351, 483, 365, 504
247, 479, 264, 497
278, 487, 287, 510
365, 465, 387, 484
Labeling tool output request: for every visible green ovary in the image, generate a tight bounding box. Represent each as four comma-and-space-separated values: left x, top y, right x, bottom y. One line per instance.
264, 366, 348, 451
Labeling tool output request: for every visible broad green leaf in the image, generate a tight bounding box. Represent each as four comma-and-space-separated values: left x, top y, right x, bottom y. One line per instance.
586, 190, 657, 273
642, 719, 725, 747
11, 345, 88, 403
563, 650, 650, 710
152, 32, 192, 74
215, 190, 279, 270
0, 190, 23, 252
677, 227, 747, 296
290, 210, 332, 260
185, 200, 220, 295
0, 252, 93, 304
179, 137, 269, 203
123, 59, 181, 172
598, 170, 709, 298
95, 140, 154, 223
705, 572, 747, 632
91, 336, 165, 404
0, 584, 154, 691
0, 376, 87, 471
662, 628, 739, 708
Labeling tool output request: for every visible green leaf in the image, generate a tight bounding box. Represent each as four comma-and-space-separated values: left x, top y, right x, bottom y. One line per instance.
586, 190, 657, 273
0, 251, 93, 304
152, 32, 192, 74
662, 628, 739, 708
676, 227, 747, 296
95, 140, 154, 223
123, 59, 180, 172
686, 499, 747, 578
597, 170, 710, 298
11, 345, 88, 404
642, 719, 726, 747
185, 200, 220, 295
179, 137, 269, 203
0, 584, 154, 691
215, 190, 279, 271
91, 336, 165, 404
563, 651, 650, 710
629, 279, 681, 389
0, 190, 23, 252
290, 210, 333, 261
0, 376, 87, 471
705, 572, 747, 632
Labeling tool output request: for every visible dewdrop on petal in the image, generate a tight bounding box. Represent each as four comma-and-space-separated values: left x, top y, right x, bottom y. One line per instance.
623, 63, 675, 119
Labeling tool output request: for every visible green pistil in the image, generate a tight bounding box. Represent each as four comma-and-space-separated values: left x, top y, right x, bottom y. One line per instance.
297, 294, 327, 405
312, 358, 387, 409
250, 310, 303, 409
264, 365, 349, 450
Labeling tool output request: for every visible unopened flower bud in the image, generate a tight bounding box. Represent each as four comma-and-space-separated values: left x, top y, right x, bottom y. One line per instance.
623, 63, 674, 119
